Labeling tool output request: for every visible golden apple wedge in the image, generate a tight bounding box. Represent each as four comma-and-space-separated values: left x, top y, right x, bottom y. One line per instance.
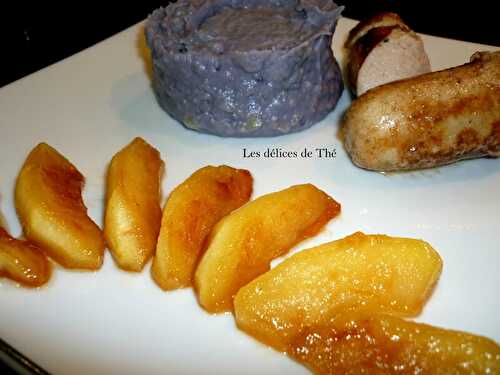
195, 184, 341, 313
0, 210, 6, 229
289, 314, 500, 374
152, 165, 252, 290
104, 137, 163, 272
234, 232, 443, 351
0, 227, 51, 287
15, 143, 105, 269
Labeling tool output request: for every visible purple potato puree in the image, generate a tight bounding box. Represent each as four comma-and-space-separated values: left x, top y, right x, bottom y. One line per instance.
146, 0, 343, 137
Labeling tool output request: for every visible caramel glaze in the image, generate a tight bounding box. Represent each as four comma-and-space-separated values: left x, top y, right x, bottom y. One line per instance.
289, 314, 500, 374
152, 165, 253, 291
0, 227, 51, 287
343, 51, 500, 171
15, 143, 105, 270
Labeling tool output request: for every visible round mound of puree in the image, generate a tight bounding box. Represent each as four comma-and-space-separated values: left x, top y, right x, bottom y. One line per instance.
145, 0, 344, 137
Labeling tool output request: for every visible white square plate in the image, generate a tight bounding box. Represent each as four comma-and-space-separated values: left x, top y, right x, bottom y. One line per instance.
0, 17, 499, 374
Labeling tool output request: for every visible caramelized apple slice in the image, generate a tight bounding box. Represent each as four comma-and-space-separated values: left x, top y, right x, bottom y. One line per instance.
195, 184, 340, 313
104, 137, 163, 271
0, 210, 6, 229
0, 227, 51, 287
15, 143, 105, 269
289, 314, 500, 374
152, 165, 252, 290
234, 232, 442, 351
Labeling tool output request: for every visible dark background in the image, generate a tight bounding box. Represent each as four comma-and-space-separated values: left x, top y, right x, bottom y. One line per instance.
0, 1, 498, 88
0, 0, 498, 373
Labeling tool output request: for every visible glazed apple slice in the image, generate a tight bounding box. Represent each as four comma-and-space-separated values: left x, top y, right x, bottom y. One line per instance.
289, 314, 500, 374
152, 165, 252, 290
234, 232, 442, 351
195, 184, 341, 313
0, 227, 51, 287
0, 210, 6, 229
104, 137, 163, 272
15, 143, 105, 269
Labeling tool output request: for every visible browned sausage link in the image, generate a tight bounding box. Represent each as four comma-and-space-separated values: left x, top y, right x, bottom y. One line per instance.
343, 51, 500, 171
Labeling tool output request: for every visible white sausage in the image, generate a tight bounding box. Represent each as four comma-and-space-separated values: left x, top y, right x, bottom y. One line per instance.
343, 51, 500, 171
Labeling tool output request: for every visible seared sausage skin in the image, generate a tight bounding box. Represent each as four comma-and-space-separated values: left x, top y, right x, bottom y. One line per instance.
343, 51, 500, 171
345, 12, 430, 96
344, 12, 406, 49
